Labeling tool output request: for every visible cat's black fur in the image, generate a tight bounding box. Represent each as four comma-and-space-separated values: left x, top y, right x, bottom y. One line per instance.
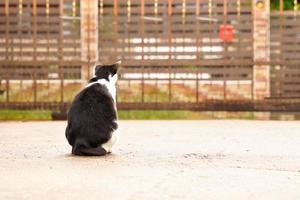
65, 63, 119, 156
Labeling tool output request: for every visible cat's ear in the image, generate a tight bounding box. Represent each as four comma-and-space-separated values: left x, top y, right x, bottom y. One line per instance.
108, 61, 121, 83
94, 62, 104, 76
111, 60, 121, 75
115, 60, 122, 66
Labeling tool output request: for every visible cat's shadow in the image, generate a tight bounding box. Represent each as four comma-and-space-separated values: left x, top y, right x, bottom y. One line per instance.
62, 152, 119, 160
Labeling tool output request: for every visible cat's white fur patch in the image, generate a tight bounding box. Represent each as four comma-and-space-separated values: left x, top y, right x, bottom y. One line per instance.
85, 74, 118, 102
101, 128, 120, 153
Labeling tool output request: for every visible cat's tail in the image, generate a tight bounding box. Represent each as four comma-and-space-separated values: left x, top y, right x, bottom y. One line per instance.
72, 145, 107, 156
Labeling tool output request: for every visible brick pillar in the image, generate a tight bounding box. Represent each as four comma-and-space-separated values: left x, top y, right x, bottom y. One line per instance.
252, 0, 270, 99
81, 0, 98, 83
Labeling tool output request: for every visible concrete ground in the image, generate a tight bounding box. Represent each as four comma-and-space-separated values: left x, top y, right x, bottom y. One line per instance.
0, 120, 300, 200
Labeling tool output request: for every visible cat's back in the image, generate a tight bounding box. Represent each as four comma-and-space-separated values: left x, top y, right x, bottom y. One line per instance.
71, 83, 111, 111
66, 82, 117, 146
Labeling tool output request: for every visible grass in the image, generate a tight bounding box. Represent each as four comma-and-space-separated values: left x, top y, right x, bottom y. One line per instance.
0, 110, 52, 121
118, 111, 266, 120
118, 110, 202, 120
0, 110, 203, 121
0, 110, 299, 121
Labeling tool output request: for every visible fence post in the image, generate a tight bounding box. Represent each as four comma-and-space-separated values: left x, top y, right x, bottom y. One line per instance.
252, 0, 270, 100
80, 0, 99, 84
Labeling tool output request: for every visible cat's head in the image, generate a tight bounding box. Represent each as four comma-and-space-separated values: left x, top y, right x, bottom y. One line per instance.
93, 61, 121, 84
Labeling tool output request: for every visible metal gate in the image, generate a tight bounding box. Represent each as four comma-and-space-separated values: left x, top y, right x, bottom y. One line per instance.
99, 0, 255, 105
0, 0, 81, 110
0, 0, 300, 111
270, 11, 300, 98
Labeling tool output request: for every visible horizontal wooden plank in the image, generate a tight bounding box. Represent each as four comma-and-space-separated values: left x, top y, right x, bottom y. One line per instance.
0, 60, 85, 66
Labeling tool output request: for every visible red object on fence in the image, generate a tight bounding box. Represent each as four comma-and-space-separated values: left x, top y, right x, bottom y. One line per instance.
219, 24, 234, 42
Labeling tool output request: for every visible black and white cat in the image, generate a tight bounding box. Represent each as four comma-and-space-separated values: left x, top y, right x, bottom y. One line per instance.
65, 61, 120, 156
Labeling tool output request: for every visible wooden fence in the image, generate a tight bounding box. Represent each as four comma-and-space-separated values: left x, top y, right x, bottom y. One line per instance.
0, 0, 300, 111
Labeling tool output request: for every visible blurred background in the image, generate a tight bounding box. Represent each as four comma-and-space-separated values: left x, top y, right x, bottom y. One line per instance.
0, 0, 299, 120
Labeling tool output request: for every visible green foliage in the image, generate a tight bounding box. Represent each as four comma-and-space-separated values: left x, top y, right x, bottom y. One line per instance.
118, 110, 194, 120
118, 110, 257, 120
0, 110, 297, 121
0, 110, 52, 121
0, 110, 257, 121
271, 0, 297, 10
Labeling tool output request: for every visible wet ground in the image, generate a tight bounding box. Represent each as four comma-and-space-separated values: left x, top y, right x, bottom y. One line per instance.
0, 120, 300, 200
